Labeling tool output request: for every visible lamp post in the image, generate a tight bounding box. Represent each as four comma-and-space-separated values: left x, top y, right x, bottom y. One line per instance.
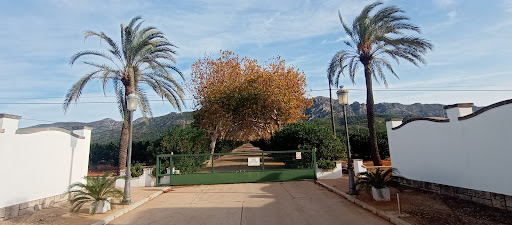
337, 86, 358, 195
122, 93, 139, 204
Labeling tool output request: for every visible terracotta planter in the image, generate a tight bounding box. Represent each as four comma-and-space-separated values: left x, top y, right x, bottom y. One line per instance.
371, 187, 390, 201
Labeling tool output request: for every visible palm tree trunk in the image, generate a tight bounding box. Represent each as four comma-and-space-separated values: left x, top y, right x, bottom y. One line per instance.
363, 63, 383, 166
329, 83, 336, 137
118, 110, 130, 173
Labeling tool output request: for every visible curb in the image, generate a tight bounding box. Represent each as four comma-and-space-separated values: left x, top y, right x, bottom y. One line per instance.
90, 187, 170, 225
316, 181, 411, 225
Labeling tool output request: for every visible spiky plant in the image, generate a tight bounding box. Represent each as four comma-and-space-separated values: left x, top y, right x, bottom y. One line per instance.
64, 16, 185, 172
327, 1, 433, 166
68, 172, 123, 214
356, 168, 404, 193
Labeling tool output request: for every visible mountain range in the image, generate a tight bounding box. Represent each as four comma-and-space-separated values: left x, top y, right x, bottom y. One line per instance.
30, 96, 477, 144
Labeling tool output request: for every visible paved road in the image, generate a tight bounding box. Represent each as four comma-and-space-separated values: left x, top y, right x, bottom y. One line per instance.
110, 181, 391, 225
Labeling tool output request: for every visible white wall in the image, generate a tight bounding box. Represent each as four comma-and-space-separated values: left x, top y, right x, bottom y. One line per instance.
386, 101, 512, 196
0, 114, 92, 208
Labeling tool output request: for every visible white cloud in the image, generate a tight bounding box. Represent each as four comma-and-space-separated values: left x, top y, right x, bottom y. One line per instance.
435, 0, 456, 8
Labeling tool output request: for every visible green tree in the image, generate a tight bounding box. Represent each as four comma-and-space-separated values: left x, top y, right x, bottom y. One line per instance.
64, 16, 185, 172
327, 2, 433, 166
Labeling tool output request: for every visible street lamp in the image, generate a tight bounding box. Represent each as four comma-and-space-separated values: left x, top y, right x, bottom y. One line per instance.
337, 86, 358, 195
122, 93, 139, 204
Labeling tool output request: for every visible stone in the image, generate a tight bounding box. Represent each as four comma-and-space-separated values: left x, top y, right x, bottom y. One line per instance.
440, 185, 454, 196
423, 182, 432, 190
430, 183, 440, 193
473, 190, 491, 200
4, 205, 19, 220
19, 199, 39, 210
455, 193, 472, 201
472, 197, 493, 207
453, 187, 468, 195
40, 196, 55, 208
18, 207, 34, 216
505, 195, 512, 208
491, 193, 507, 209
0, 207, 5, 219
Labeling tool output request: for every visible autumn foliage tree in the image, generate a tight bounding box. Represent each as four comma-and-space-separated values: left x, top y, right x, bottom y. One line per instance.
191, 50, 312, 154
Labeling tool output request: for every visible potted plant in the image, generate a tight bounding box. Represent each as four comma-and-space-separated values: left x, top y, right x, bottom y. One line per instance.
68, 172, 123, 214
356, 168, 403, 201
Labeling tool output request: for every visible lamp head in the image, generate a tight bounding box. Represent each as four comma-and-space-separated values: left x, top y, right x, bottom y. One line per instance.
127, 93, 139, 111
336, 86, 349, 105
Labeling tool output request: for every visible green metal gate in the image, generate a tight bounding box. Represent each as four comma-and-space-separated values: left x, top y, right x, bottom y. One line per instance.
156, 149, 317, 186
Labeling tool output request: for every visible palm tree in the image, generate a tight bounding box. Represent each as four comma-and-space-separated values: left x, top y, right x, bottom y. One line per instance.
327, 76, 336, 137
64, 16, 185, 172
328, 2, 433, 166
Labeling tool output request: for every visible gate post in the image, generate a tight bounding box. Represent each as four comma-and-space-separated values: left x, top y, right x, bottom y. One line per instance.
312, 148, 317, 180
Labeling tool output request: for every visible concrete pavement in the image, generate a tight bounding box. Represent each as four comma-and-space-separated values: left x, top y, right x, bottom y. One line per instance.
110, 181, 391, 225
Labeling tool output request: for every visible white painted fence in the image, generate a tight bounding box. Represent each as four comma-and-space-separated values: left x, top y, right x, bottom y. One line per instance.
386, 100, 512, 196
0, 114, 92, 213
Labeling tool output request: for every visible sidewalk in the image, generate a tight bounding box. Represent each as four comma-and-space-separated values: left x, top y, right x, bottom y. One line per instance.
319, 177, 512, 225
0, 187, 168, 225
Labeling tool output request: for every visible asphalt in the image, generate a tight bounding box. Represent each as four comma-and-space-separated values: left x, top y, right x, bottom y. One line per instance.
109, 181, 391, 225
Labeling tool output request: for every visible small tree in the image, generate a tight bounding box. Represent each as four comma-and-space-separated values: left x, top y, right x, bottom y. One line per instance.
191, 50, 312, 154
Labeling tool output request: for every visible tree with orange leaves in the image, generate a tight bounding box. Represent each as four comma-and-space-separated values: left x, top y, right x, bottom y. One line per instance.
190, 50, 312, 154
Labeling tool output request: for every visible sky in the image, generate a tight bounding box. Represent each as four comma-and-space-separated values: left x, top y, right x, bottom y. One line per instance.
1, 0, 512, 127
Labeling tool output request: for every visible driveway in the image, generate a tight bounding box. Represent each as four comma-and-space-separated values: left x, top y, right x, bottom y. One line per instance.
110, 181, 391, 225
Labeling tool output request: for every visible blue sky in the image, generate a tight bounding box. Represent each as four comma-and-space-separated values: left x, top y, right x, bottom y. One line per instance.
1, 0, 512, 127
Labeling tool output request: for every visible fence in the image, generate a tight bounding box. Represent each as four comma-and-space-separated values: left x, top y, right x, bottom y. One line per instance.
156, 149, 317, 186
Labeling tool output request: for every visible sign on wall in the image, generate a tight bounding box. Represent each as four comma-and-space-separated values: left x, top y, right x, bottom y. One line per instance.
296, 152, 302, 159
248, 157, 260, 166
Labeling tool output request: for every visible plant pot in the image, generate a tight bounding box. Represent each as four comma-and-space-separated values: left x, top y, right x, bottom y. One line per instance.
371, 187, 390, 201
90, 198, 111, 214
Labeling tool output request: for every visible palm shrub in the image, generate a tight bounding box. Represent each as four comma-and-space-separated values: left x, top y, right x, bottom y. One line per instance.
68, 172, 123, 214
355, 168, 404, 193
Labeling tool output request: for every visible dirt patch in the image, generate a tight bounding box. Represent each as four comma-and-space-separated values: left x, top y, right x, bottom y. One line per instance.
320, 177, 512, 225
88, 164, 118, 176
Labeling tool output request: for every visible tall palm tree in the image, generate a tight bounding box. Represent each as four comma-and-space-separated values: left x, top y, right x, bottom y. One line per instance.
328, 2, 433, 166
64, 16, 185, 172
327, 76, 336, 137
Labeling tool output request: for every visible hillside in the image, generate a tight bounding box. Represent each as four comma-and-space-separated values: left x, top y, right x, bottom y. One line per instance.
30, 96, 474, 144
31, 112, 193, 144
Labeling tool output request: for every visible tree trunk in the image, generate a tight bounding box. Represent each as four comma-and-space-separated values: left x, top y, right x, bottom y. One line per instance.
363, 63, 383, 166
210, 134, 218, 162
118, 81, 133, 173
118, 110, 130, 173
328, 83, 336, 137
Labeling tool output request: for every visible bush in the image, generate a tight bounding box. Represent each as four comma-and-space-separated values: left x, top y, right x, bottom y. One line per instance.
68, 172, 123, 214
89, 142, 119, 166
317, 158, 336, 170
149, 126, 211, 174
349, 130, 389, 160
268, 122, 346, 169
130, 163, 143, 178
215, 139, 245, 153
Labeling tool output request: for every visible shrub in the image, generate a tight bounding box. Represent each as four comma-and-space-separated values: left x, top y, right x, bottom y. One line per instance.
356, 168, 404, 193
215, 139, 245, 153
130, 163, 143, 178
268, 122, 346, 169
149, 126, 211, 174
349, 130, 389, 160
317, 158, 336, 170
89, 142, 119, 166
68, 172, 123, 214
